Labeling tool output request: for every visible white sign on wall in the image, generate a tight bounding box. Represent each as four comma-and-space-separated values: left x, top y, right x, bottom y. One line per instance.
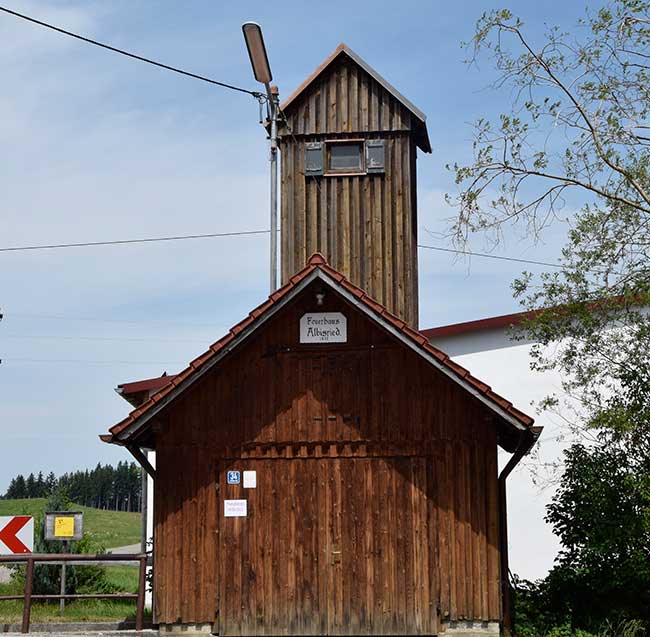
300, 313, 347, 343
224, 500, 247, 518
243, 471, 257, 489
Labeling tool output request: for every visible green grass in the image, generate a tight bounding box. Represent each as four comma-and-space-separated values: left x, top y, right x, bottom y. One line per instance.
104, 565, 139, 592
0, 499, 141, 549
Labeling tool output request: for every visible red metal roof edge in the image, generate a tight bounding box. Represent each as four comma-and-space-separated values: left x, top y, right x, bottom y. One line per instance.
421, 309, 542, 340
102, 253, 534, 444
117, 374, 178, 397
420, 293, 642, 340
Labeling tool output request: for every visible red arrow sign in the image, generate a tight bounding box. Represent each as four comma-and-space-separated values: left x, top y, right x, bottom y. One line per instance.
0, 516, 32, 553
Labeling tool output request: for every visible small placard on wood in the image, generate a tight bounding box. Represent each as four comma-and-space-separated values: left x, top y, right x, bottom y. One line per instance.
224, 500, 248, 518
243, 471, 257, 489
300, 312, 347, 343
45, 511, 83, 541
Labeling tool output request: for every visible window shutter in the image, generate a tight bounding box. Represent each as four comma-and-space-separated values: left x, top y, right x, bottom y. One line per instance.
365, 140, 385, 174
304, 142, 324, 176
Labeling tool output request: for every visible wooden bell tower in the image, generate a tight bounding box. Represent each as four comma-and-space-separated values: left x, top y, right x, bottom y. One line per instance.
278, 44, 431, 327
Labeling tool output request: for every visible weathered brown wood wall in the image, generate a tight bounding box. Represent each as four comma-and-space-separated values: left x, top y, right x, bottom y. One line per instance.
279, 56, 420, 327
153, 284, 501, 633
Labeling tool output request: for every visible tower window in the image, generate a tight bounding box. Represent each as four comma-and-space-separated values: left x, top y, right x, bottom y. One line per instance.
303, 140, 385, 177
327, 141, 363, 173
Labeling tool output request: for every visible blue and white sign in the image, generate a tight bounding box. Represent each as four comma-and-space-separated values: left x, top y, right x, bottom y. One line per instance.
227, 471, 240, 485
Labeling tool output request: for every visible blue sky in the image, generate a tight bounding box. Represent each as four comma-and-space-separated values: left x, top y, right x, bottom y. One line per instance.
1, 0, 587, 576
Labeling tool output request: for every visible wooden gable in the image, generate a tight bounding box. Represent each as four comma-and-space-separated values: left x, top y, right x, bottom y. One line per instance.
280, 44, 431, 152
157, 276, 502, 453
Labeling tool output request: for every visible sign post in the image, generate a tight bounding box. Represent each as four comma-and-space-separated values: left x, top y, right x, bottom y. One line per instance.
45, 511, 83, 614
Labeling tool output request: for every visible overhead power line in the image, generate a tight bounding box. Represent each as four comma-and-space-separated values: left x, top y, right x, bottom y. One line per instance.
0, 5, 262, 98
417, 244, 562, 269
3, 357, 185, 365
4, 334, 207, 344
0, 229, 561, 268
8, 312, 222, 328
0, 229, 270, 252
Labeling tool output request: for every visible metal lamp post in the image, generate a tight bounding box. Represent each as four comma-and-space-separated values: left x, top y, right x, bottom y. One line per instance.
242, 22, 279, 293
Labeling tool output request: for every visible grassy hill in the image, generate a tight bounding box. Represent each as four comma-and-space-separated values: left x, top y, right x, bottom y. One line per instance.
0, 499, 140, 549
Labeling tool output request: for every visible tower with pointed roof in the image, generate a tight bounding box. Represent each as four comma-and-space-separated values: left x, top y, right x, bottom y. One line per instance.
279, 44, 431, 328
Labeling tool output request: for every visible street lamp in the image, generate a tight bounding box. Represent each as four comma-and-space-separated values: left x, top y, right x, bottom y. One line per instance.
242, 22, 279, 293
242, 22, 272, 85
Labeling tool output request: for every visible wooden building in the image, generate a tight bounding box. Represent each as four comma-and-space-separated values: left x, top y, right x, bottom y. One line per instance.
103, 45, 541, 637
279, 44, 431, 328
103, 255, 540, 636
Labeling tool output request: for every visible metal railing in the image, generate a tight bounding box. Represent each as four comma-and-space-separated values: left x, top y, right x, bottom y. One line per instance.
0, 553, 148, 633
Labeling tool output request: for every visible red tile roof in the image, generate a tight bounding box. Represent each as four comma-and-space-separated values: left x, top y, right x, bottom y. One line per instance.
103, 253, 534, 445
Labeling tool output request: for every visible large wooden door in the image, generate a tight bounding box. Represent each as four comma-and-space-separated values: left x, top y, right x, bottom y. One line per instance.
217, 456, 438, 636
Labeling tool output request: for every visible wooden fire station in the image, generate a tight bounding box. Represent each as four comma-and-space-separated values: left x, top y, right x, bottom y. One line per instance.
103, 44, 541, 637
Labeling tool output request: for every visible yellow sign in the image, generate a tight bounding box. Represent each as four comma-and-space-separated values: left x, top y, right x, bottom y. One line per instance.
54, 517, 74, 538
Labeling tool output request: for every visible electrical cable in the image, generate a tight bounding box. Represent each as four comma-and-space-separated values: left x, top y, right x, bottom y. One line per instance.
3, 334, 207, 344
0, 229, 270, 252
7, 313, 221, 328
417, 243, 562, 269
3, 357, 185, 365
0, 5, 263, 98
0, 230, 561, 268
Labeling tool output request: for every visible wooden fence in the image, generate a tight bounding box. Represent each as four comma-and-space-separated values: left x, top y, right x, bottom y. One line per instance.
0, 553, 148, 633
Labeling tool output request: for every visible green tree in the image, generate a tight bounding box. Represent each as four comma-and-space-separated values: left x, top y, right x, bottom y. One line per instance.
448, 1, 650, 447
546, 439, 650, 627
25, 473, 36, 499
45, 471, 57, 494
13, 475, 26, 498
449, 2, 650, 630
35, 472, 45, 497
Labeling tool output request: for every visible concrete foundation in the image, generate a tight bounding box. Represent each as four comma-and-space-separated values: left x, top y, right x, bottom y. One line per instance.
156, 620, 500, 637
442, 620, 501, 637
158, 623, 213, 635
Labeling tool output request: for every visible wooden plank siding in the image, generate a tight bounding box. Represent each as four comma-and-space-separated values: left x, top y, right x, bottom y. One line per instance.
279, 56, 420, 327
152, 282, 502, 633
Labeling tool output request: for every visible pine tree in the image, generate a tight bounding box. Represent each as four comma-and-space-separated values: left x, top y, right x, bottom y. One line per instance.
5, 478, 18, 498
3, 464, 141, 509
45, 472, 56, 494
25, 473, 36, 499
36, 472, 45, 497
14, 475, 26, 498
